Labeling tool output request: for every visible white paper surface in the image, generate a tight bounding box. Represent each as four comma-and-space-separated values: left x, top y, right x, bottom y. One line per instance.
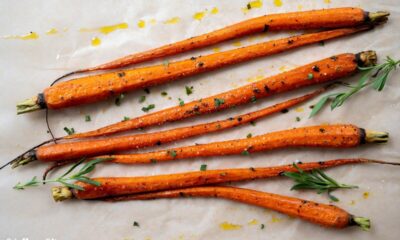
1, 0, 400, 239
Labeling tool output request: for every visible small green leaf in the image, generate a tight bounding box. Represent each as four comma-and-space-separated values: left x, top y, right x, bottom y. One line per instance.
142, 104, 155, 112
309, 95, 330, 118
85, 115, 91, 122
58, 180, 85, 191
63, 127, 75, 135
307, 73, 314, 80
178, 98, 185, 106
200, 164, 207, 171
133, 221, 140, 227
139, 95, 146, 103
241, 150, 250, 156
168, 150, 177, 158
214, 98, 225, 107
185, 86, 194, 95
246, 133, 252, 138
122, 116, 130, 122
161, 91, 168, 96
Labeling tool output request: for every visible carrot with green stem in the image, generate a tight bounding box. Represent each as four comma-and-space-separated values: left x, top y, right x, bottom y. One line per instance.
108, 186, 371, 230
94, 124, 388, 165
48, 8, 389, 79
9, 87, 325, 168
60, 51, 377, 139
17, 26, 374, 113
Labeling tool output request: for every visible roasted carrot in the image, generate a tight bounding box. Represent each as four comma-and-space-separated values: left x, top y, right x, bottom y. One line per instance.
105, 186, 370, 230
50, 158, 399, 201
17, 27, 373, 113
64, 51, 377, 139
58, 8, 388, 75
96, 124, 388, 164
11, 88, 324, 167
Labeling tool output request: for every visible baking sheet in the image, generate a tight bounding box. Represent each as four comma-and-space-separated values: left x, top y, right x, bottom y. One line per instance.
1, 0, 400, 239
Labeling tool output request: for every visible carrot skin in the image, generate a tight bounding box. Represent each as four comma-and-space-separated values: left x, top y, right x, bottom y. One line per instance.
69, 51, 366, 139
99, 124, 364, 164
71, 158, 366, 200
87, 8, 367, 71
36, 89, 324, 162
42, 27, 369, 110
112, 186, 352, 229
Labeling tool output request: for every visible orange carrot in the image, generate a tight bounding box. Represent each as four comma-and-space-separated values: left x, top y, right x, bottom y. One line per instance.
13, 88, 323, 166
51, 158, 399, 201
17, 27, 373, 113
60, 8, 388, 74
65, 51, 377, 139
95, 124, 388, 164
105, 186, 370, 229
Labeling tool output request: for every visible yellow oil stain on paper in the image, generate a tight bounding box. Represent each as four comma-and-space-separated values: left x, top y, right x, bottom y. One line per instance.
274, 0, 283, 7
232, 41, 242, 47
91, 37, 101, 46
193, 11, 206, 21
295, 107, 304, 113
80, 22, 128, 35
271, 215, 282, 223
248, 219, 259, 225
212, 47, 221, 53
363, 191, 370, 199
219, 221, 243, 230
211, 7, 219, 14
297, 5, 303, 10
349, 200, 356, 205
46, 28, 58, 35
149, 18, 157, 25
247, 75, 265, 83
324, 0, 331, 3
137, 20, 146, 28
279, 65, 286, 72
164, 17, 181, 24
3, 31, 39, 40
248, 0, 263, 9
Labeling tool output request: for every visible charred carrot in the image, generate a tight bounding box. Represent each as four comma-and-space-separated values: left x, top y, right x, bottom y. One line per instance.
50, 158, 398, 201
17, 27, 373, 113
105, 186, 371, 230
59, 8, 388, 75
64, 51, 377, 139
96, 124, 388, 164
11, 88, 324, 166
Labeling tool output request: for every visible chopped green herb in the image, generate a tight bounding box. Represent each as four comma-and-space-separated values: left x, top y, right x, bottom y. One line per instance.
200, 164, 207, 171
178, 98, 185, 106
241, 150, 250, 156
246, 133, 252, 138
139, 95, 146, 103
115, 93, 125, 106
133, 221, 140, 227
85, 115, 91, 122
295, 117, 301, 122
163, 60, 169, 67
122, 116, 131, 122
307, 73, 314, 80
185, 86, 194, 95
141, 104, 155, 112
250, 121, 256, 126
63, 127, 75, 135
250, 96, 257, 103
168, 150, 177, 158
214, 98, 225, 107
260, 224, 265, 229
161, 91, 168, 96
246, 3, 251, 9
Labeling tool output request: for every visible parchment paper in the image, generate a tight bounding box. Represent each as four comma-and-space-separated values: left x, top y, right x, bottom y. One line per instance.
1, 0, 400, 239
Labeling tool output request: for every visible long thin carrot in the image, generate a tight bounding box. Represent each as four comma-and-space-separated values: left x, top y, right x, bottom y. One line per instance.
17, 26, 373, 113
12, 88, 324, 166
60, 8, 389, 75
65, 51, 377, 139
106, 186, 370, 229
51, 158, 398, 201
96, 124, 388, 164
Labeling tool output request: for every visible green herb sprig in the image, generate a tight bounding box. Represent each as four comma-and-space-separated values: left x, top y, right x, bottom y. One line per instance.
310, 56, 400, 117
14, 158, 111, 191
283, 163, 357, 201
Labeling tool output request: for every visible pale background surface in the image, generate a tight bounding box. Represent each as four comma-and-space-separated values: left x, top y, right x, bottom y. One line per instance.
0, 0, 399, 239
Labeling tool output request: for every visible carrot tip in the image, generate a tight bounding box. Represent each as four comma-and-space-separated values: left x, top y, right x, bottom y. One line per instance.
16, 95, 42, 114
352, 216, 371, 231
365, 130, 389, 143
52, 186, 73, 202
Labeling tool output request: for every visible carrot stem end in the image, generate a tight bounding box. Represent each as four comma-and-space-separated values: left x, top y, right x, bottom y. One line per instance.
365, 130, 389, 143
16, 96, 41, 114
352, 216, 371, 231
52, 186, 73, 202
368, 11, 390, 24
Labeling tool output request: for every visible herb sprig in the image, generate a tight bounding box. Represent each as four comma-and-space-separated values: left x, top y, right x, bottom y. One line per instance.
14, 158, 111, 190
283, 163, 357, 201
310, 56, 400, 117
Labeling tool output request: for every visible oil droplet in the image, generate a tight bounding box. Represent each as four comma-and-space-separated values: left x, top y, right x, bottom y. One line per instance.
137, 20, 146, 28
81, 23, 128, 35
273, 0, 283, 7
212, 47, 221, 53
219, 221, 243, 230
297, 5, 303, 10
3, 31, 39, 40
193, 11, 206, 21
247, 75, 264, 83
295, 107, 304, 113
149, 18, 157, 25
279, 66, 286, 72
324, 0, 331, 3
363, 191, 370, 199
91, 37, 101, 46
46, 28, 58, 35
248, 219, 259, 225
178, 235, 185, 240
248, 0, 263, 9
232, 41, 242, 47
271, 215, 282, 223
164, 17, 181, 24
241, 7, 250, 14
211, 7, 219, 14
